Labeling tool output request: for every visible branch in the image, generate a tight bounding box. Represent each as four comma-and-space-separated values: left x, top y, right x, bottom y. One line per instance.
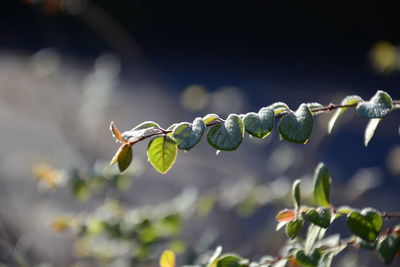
118, 99, 398, 145
381, 212, 400, 220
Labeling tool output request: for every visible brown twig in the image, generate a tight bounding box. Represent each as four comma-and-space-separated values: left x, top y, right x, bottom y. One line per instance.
381, 212, 400, 220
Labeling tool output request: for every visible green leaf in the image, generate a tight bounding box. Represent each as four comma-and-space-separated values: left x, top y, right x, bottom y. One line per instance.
378, 235, 400, 264
359, 240, 377, 250
122, 121, 161, 142
364, 118, 382, 146
286, 218, 304, 239
133, 121, 160, 130
327, 95, 363, 134
197, 194, 216, 216
172, 117, 206, 150
313, 163, 331, 207
335, 206, 353, 218
207, 246, 223, 267
306, 102, 323, 110
160, 214, 182, 235
147, 136, 178, 174
269, 102, 289, 115
167, 123, 178, 131
207, 114, 244, 151
292, 179, 301, 210
278, 104, 313, 144
243, 107, 274, 138
117, 145, 133, 172
347, 208, 382, 242
304, 224, 326, 255
71, 176, 90, 201
159, 250, 175, 267
110, 144, 133, 172
168, 240, 186, 254
209, 254, 244, 267
203, 114, 221, 124
305, 208, 332, 228
296, 249, 321, 267
357, 90, 393, 118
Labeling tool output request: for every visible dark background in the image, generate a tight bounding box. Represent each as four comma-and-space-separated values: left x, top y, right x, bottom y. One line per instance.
2, 1, 400, 88
1, 1, 400, 266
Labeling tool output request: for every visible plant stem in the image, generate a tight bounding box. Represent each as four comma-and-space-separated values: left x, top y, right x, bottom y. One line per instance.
116, 100, 399, 145
381, 212, 400, 219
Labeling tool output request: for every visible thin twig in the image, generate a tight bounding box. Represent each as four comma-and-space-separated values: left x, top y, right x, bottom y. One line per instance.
381, 212, 400, 220
115, 100, 398, 146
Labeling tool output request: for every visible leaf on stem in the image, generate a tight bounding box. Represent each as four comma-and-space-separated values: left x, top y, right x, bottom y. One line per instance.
378, 235, 400, 264
147, 136, 178, 174
328, 95, 363, 133
278, 104, 313, 144
269, 102, 289, 115
207, 114, 244, 151
276, 209, 296, 222
347, 208, 382, 242
304, 224, 327, 255
122, 121, 161, 143
357, 90, 393, 118
292, 179, 301, 210
305, 208, 332, 228
110, 144, 133, 172
172, 117, 205, 150
296, 249, 321, 267
286, 218, 304, 239
110, 121, 127, 144
203, 114, 221, 124
364, 118, 382, 146
313, 163, 331, 207
243, 107, 274, 138
209, 254, 244, 267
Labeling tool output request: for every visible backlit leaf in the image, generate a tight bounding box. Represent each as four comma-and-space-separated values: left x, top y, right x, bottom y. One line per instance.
306, 102, 323, 111
147, 136, 178, 174
305, 208, 332, 228
304, 224, 326, 255
276, 209, 296, 222
110, 144, 133, 173
347, 208, 382, 242
203, 114, 221, 124
286, 218, 304, 239
110, 121, 127, 144
269, 102, 289, 115
207, 114, 244, 151
364, 118, 382, 146
133, 121, 160, 130
172, 117, 205, 150
357, 90, 393, 118
278, 104, 313, 144
313, 163, 331, 207
243, 107, 274, 138
292, 179, 301, 210
209, 254, 244, 267
159, 250, 175, 267
328, 95, 363, 133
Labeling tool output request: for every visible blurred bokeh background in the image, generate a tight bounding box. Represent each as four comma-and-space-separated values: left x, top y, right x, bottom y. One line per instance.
1, 1, 400, 266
